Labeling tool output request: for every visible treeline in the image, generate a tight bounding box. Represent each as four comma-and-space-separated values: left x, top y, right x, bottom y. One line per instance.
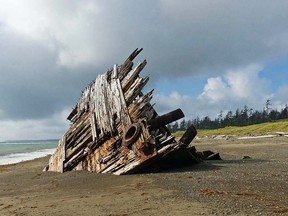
167, 101, 288, 133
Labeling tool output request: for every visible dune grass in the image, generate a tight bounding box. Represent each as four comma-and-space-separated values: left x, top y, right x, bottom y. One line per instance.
174, 119, 288, 138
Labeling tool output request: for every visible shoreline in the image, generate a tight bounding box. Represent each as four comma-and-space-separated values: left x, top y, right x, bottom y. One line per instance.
0, 148, 55, 166
0, 155, 50, 169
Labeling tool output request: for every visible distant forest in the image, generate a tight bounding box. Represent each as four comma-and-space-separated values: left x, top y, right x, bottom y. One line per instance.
167, 100, 288, 132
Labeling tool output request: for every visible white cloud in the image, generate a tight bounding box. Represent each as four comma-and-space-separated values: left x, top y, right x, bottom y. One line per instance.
224, 64, 268, 98
199, 64, 271, 105
200, 77, 228, 102
273, 85, 288, 109
155, 64, 278, 119
1, 0, 288, 72
155, 91, 192, 114
0, 108, 70, 141
154, 90, 221, 120
0, 1, 288, 139
0, 1, 104, 67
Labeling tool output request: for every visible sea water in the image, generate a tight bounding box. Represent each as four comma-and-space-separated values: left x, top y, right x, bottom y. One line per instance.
0, 140, 58, 165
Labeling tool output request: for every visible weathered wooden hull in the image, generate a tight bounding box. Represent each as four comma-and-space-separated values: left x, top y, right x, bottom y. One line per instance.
45, 48, 200, 175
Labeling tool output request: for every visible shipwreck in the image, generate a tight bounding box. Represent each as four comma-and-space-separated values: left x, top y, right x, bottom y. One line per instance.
45, 48, 208, 175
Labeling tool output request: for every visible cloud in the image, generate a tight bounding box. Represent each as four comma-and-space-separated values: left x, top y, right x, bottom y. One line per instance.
0, 1, 160, 68
1, 1, 288, 139
200, 77, 229, 102
273, 85, 288, 109
154, 92, 192, 115
154, 64, 277, 119
0, 31, 91, 120
0, 108, 70, 141
0, 1, 106, 66
154, 91, 219, 120
1, 1, 288, 74
199, 64, 271, 103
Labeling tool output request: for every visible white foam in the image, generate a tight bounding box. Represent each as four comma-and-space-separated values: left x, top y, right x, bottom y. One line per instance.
0, 148, 55, 165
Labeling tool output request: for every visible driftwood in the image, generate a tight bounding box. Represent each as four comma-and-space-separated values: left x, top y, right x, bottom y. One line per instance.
45, 48, 202, 175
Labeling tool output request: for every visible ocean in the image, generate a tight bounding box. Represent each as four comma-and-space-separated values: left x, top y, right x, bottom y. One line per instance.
0, 140, 58, 165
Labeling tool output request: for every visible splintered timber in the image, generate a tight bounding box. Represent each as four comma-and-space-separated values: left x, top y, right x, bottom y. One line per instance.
45, 48, 206, 175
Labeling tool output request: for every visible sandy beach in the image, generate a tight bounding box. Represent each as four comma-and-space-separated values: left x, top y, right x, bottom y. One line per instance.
1, 137, 288, 216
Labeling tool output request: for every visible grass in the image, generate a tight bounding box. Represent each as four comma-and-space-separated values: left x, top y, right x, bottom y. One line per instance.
174, 119, 288, 138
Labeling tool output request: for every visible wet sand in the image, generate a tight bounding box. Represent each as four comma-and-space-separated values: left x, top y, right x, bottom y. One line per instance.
0, 137, 287, 215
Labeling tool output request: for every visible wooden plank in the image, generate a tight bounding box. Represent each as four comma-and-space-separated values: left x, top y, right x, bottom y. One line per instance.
119, 48, 143, 80
110, 65, 132, 132
121, 60, 147, 91
125, 76, 149, 104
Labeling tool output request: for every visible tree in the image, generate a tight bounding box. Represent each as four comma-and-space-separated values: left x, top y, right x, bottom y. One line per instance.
280, 104, 288, 119
218, 110, 224, 127
186, 120, 192, 129
179, 119, 186, 131
224, 111, 233, 126
234, 109, 241, 126
187, 103, 288, 130
172, 121, 179, 132
248, 108, 254, 125
201, 116, 212, 129
269, 109, 280, 121
264, 99, 272, 121
265, 99, 272, 114
241, 105, 249, 125
193, 117, 200, 128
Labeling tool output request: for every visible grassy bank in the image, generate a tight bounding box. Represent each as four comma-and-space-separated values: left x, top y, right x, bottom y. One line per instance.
174, 119, 288, 138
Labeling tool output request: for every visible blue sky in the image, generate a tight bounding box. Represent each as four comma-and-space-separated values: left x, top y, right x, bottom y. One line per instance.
0, 1, 288, 140
153, 76, 207, 97
260, 58, 288, 91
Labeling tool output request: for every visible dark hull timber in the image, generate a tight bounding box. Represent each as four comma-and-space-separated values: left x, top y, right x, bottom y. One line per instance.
45, 48, 204, 175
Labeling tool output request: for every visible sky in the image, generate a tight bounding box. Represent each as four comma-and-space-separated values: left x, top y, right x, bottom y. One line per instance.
0, 0, 288, 141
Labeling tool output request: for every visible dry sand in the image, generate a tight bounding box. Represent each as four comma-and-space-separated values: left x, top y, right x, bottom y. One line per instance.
0, 137, 287, 216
